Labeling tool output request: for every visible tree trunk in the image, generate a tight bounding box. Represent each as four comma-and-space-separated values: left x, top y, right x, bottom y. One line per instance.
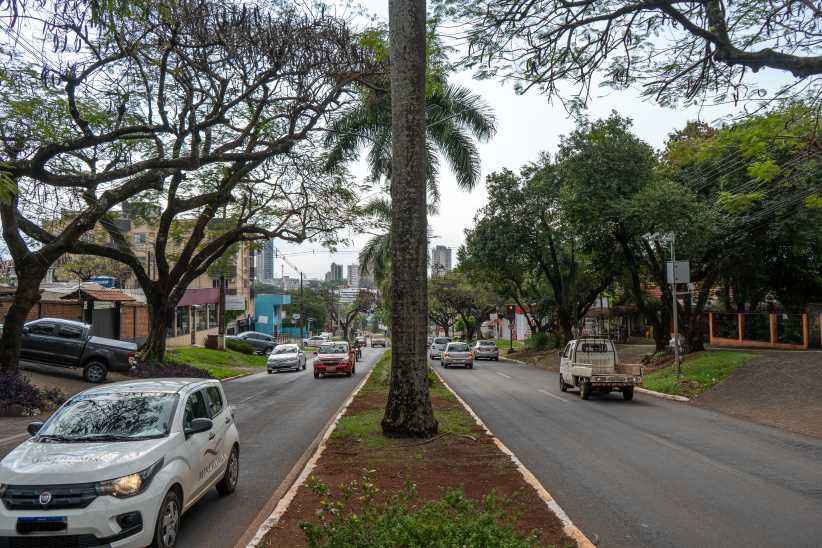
138, 297, 173, 366
382, 0, 437, 438
0, 266, 46, 372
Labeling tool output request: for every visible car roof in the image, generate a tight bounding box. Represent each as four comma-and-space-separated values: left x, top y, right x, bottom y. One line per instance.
79, 378, 217, 396
28, 317, 89, 328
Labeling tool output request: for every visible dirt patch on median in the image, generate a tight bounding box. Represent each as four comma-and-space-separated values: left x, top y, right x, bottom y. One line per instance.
691, 350, 822, 439
260, 355, 576, 547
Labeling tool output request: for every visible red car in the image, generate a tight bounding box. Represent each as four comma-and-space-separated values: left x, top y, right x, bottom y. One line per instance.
313, 342, 356, 378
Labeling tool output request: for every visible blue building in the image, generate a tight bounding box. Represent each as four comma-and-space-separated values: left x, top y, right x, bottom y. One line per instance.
254, 293, 297, 337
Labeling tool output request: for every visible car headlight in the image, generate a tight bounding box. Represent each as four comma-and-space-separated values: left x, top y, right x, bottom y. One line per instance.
96, 458, 163, 498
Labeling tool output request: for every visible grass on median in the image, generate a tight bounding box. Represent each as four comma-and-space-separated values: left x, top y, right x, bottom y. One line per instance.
642, 350, 757, 398
332, 351, 474, 448
166, 347, 266, 379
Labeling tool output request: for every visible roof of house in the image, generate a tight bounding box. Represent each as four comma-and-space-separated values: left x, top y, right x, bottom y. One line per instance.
60, 287, 136, 302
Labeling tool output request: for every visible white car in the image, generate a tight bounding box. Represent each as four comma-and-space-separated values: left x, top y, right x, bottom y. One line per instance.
0, 378, 240, 547
302, 335, 327, 347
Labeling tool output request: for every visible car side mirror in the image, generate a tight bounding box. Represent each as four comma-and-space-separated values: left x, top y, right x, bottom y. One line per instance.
185, 417, 213, 437
27, 421, 43, 436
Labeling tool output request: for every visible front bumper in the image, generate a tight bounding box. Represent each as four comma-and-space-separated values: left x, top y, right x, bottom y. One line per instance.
314, 361, 352, 375
268, 361, 299, 371
0, 481, 164, 548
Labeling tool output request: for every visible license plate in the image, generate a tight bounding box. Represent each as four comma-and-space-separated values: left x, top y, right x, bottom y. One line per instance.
326, 366, 336, 372
17, 516, 67, 534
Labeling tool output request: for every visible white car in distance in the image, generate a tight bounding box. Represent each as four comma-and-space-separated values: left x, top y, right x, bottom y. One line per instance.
0, 378, 240, 548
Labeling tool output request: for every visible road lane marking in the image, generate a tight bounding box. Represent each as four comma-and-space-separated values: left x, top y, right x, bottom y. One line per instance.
495, 372, 512, 379
538, 389, 568, 403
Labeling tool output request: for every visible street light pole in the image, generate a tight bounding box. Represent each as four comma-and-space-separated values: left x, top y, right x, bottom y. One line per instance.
299, 272, 305, 340
670, 232, 681, 377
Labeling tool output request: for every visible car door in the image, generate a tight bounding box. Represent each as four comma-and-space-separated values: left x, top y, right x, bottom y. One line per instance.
21, 321, 59, 364
183, 388, 218, 502
55, 323, 86, 366
204, 385, 231, 481
560, 342, 572, 382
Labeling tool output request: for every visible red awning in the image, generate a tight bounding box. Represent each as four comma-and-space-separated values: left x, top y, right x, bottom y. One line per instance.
177, 288, 220, 307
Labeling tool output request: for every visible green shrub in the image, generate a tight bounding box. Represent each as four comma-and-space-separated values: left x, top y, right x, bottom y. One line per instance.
300, 473, 539, 547
226, 338, 255, 355
525, 332, 556, 351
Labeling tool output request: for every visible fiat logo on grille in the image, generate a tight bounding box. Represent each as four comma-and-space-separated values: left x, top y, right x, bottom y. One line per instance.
38, 491, 52, 506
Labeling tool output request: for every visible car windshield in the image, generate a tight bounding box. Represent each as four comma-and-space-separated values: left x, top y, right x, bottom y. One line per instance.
38, 392, 177, 442
319, 343, 348, 354
479, 341, 496, 346
448, 343, 469, 351
434, 338, 450, 345
273, 345, 299, 354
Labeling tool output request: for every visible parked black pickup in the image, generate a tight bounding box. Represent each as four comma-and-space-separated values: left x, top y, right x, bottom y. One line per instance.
20, 318, 136, 382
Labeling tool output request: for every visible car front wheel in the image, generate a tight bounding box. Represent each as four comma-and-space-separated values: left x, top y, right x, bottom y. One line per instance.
152, 489, 181, 548
217, 445, 239, 496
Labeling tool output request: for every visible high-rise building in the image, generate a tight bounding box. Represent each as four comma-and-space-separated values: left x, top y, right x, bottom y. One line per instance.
255, 240, 275, 283
347, 264, 360, 288
431, 245, 452, 277
325, 262, 343, 283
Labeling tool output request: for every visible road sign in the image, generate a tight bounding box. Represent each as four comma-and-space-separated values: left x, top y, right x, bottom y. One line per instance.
666, 260, 690, 284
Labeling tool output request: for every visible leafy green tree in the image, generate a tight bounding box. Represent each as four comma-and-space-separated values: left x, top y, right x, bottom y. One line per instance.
429, 271, 500, 341
662, 106, 822, 313
462, 162, 615, 343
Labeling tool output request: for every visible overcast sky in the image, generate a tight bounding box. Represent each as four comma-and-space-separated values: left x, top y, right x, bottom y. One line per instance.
273, 1, 791, 281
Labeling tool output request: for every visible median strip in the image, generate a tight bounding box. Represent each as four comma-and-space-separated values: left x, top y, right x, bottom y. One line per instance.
257, 352, 579, 547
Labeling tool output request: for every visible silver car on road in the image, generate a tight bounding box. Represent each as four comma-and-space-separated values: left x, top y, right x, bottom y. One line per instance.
473, 340, 500, 360
267, 344, 307, 373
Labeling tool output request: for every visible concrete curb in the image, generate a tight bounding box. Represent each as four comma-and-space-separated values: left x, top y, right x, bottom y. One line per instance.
636, 387, 690, 402
220, 372, 253, 382
243, 364, 377, 548
432, 368, 594, 548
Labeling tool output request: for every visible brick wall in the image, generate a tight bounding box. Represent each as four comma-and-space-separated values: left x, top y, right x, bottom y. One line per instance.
120, 303, 150, 343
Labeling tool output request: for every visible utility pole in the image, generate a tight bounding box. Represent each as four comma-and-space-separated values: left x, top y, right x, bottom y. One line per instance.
299, 272, 305, 340
670, 233, 681, 377
218, 274, 226, 350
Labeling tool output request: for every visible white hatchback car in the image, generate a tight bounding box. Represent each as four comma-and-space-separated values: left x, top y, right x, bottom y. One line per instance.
0, 378, 240, 548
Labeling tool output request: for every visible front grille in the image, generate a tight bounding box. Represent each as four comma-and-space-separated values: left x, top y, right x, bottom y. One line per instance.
0, 535, 101, 548
2, 483, 98, 510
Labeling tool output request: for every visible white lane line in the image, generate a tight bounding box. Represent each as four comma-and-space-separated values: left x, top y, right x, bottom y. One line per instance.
235, 389, 270, 406
496, 371, 512, 379
538, 389, 568, 403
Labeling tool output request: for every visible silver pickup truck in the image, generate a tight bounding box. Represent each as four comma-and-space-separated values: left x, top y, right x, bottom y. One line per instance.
559, 338, 642, 400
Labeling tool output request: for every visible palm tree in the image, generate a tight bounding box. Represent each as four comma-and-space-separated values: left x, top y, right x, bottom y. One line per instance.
324, 79, 496, 285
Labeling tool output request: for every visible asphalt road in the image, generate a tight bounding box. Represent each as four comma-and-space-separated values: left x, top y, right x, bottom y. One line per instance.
436, 358, 822, 548
177, 346, 384, 548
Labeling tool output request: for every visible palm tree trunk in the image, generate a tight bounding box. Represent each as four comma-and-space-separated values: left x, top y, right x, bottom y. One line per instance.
381, 0, 437, 437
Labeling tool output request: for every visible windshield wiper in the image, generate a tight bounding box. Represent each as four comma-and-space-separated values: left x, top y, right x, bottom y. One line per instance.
68, 434, 141, 442
36, 434, 77, 443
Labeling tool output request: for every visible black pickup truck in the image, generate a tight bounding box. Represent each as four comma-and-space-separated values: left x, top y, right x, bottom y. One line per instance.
20, 318, 136, 382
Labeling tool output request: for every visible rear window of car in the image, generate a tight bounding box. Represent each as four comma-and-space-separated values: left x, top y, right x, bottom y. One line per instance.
447, 343, 469, 351
434, 337, 450, 345
320, 343, 348, 354
579, 342, 610, 352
